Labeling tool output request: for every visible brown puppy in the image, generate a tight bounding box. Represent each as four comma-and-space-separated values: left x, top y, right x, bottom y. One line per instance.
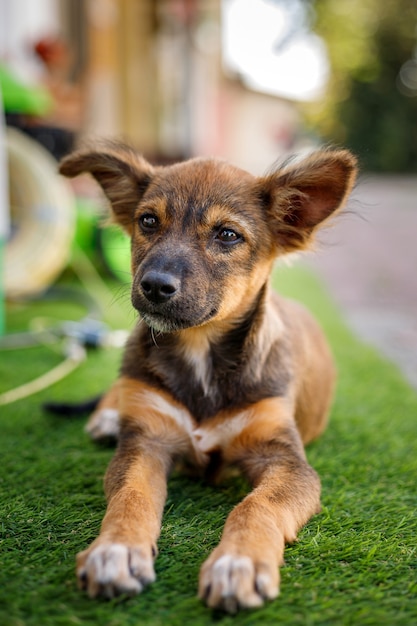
59, 144, 357, 612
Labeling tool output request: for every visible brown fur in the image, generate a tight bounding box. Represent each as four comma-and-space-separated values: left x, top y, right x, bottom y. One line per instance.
59, 143, 357, 612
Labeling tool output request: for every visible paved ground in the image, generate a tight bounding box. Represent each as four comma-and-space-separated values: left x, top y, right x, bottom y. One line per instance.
306, 175, 417, 390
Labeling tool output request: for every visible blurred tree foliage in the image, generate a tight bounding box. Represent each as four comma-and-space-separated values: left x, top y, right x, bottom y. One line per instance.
305, 0, 417, 172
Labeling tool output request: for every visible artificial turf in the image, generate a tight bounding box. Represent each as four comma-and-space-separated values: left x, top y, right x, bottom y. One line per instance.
0, 264, 416, 626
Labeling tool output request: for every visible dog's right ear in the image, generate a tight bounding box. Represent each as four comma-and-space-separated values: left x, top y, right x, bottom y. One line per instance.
59, 143, 155, 234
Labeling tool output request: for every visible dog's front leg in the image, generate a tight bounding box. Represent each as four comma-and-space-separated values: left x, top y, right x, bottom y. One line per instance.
77, 425, 169, 598
77, 378, 196, 599
198, 398, 321, 613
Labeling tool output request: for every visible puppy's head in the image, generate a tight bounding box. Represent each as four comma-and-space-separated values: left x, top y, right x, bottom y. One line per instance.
60, 143, 357, 332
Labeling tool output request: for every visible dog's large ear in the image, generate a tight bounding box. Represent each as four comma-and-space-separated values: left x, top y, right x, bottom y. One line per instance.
59, 142, 155, 234
258, 149, 358, 252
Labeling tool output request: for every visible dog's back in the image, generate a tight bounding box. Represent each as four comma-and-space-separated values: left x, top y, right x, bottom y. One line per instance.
273, 293, 336, 443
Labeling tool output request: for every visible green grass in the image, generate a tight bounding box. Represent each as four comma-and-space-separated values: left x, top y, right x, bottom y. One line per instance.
1, 264, 416, 626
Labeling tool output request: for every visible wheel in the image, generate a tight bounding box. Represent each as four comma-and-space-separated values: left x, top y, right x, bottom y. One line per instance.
5, 127, 76, 299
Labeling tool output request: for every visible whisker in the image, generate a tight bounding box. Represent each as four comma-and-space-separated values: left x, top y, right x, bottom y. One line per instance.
150, 326, 159, 348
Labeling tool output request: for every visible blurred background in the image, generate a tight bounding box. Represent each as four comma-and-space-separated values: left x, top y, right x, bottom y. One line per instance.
2, 0, 417, 170
0, 0, 416, 387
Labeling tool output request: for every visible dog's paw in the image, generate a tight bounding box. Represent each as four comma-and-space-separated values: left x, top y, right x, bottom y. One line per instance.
77, 543, 156, 599
85, 408, 120, 441
199, 553, 279, 613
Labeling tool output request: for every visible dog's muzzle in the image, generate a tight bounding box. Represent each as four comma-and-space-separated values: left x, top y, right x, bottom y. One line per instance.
132, 266, 219, 332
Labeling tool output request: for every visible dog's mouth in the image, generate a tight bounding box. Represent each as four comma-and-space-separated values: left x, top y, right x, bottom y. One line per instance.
139, 307, 218, 333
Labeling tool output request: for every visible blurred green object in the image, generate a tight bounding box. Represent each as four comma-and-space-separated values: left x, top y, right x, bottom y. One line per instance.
0, 65, 52, 116
74, 197, 130, 281
73, 197, 99, 251
98, 225, 131, 282
0, 238, 4, 334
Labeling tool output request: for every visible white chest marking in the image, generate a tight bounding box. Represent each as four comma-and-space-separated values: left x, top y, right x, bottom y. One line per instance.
137, 389, 252, 458
193, 411, 252, 454
133, 389, 197, 438
180, 334, 212, 397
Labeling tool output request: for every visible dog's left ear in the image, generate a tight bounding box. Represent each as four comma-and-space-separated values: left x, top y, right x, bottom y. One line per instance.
259, 149, 358, 252
59, 142, 155, 235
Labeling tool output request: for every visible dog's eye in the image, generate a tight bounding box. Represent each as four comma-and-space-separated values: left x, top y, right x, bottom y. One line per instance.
139, 214, 159, 232
216, 228, 241, 245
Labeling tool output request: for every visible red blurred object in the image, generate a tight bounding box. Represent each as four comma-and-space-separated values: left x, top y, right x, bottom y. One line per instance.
33, 37, 69, 71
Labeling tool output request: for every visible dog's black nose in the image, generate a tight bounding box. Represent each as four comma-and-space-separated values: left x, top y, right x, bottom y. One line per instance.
140, 270, 180, 304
